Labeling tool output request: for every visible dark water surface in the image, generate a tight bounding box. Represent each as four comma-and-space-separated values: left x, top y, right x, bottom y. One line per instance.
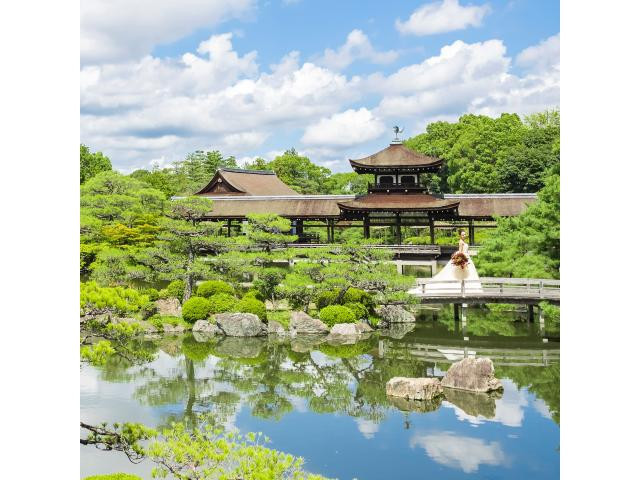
80, 305, 559, 479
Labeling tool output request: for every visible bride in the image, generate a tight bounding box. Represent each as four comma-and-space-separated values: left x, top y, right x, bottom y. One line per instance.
423, 230, 482, 294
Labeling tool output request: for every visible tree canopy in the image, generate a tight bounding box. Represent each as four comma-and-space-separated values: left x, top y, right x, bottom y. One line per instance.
81, 144, 112, 184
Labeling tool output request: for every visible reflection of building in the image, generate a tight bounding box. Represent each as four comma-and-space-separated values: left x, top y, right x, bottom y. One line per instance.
194, 142, 536, 244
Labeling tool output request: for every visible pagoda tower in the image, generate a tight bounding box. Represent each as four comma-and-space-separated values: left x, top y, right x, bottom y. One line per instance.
337, 139, 459, 244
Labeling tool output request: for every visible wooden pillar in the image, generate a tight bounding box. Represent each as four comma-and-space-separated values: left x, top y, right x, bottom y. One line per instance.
429, 217, 435, 245
468, 219, 475, 245
363, 214, 370, 239
395, 212, 402, 244
296, 219, 304, 237
226, 219, 232, 237
528, 304, 535, 323
326, 220, 331, 244
454, 304, 460, 321
330, 220, 335, 243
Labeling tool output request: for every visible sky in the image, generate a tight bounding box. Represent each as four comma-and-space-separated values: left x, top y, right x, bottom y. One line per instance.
80, 0, 560, 173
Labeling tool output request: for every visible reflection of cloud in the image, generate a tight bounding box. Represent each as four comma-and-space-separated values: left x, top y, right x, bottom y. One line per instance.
532, 398, 552, 419
355, 418, 379, 439
289, 396, 308, 413
410, 431, 506, 473
445, 379, 528, 427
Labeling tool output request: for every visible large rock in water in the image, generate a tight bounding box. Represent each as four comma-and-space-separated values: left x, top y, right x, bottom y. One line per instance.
267, 320, 288, 336
214, 312, 266, 337
192, 320, 222, 341
386, 377, 443, 400
376, 305, 415, 324
290, 311, 329, 335
155, 298, 182, 317
441, 358, 503, 393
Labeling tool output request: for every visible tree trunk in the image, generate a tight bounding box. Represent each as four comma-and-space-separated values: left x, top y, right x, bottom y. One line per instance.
183, 248, 195, 301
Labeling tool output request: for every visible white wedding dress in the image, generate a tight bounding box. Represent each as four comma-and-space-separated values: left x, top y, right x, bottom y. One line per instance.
419, 240, 483, 294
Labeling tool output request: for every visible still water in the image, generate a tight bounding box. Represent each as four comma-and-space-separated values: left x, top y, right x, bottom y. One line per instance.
80, 305, 559, 479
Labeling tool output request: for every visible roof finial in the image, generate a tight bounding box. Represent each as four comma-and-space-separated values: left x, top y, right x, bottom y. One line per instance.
392, 125, 404, 143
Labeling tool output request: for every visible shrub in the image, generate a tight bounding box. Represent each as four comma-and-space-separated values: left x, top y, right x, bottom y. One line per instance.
342, 287, 375, 312
242, 289, 265, 301
318, 305, 356, 326
209, 293, 237, 314
148, 315, 187, 330
165, 280, 185, 302
237, 296, 267, 321
83, 475, 143, 480
197, 280, 234, 298
343, 302, 368, 321
140, 287, 160, 301
181, 296, 212, 323
140, 301, 158, 320
315, 289, 340, 310
80, 282, 149, 316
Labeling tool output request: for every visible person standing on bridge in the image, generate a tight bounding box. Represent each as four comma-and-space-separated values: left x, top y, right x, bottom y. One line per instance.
419, 230, 483, 294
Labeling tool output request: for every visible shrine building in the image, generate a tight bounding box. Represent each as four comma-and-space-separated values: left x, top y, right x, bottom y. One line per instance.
192, 140, 536, 245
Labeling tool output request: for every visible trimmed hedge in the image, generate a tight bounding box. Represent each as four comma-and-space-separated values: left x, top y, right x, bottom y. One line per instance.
342, 288, 375, 312
181, 296, 212, 323
315, 289, 340, 310
343, 302, 368, 321
209, 293, 237, 314
197, 280, 234, 298
238, 296, 267, 321
80, 282, 149, 316
160, 280, 185, 302
318, 305, 356, 326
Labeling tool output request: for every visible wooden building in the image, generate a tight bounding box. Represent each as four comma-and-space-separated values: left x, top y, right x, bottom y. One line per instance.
192, 144, 537, 244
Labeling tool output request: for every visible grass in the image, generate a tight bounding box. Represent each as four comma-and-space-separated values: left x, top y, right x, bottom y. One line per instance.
267, 310, 291, 329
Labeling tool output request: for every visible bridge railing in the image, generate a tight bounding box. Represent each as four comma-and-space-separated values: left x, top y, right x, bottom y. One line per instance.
286, 243, 441, 254
413, 277, 560, 300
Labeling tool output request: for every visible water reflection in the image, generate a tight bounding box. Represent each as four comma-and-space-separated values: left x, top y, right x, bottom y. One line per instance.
82, 314, 559, 479
410, 431, 508, 473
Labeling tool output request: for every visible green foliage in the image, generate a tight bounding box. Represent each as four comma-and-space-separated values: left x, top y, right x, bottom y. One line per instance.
81, 282, 150, 316
181, 335, 216, 362
140, 288, 160, 301
81, 144, 112, 184
181, 296, 212, 324
139, 301, 158, 320
475, 170, 560, 278
244, 213, 297, 250
163, 280, 185, 302
81, 340, 115, 366
319, 305, 357, 326
243, 289, 265, 301
197, 280, 234, 298
404, 110, 559, 193
315, 289, 340, 310
237, 296, 267, 321
146, 421, 330, 480
208, 293, 237, 314
83, 474, 142, 480
342, 287, 375, 312
148, 315, 188, 331
268, 148, 332, 194
343, 302, 368, 321
254, 268, 285, 304
267, 310, 291, 329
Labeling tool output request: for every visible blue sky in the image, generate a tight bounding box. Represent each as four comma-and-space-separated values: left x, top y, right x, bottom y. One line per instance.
80, 0, 559, 172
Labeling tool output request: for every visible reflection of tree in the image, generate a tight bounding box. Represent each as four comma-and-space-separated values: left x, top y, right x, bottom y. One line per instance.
495, 363, 560, 424
434, 306, 522, 337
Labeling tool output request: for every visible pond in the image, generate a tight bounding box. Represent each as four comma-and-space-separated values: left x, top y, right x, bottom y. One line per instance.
80, 305, 559, 479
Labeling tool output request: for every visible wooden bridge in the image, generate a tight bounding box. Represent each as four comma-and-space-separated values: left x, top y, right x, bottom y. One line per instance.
379, 340, 559, 367
410, 277, 560, 305
286, 243, 442, 255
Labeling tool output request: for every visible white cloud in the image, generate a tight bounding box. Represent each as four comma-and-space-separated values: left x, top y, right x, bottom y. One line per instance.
516, 34, 560, 73
301, 108, 385, 148
396, 0, 490, 36
317, 29, 399, 70
81, 0, 255, 64
410, 431, 507, 473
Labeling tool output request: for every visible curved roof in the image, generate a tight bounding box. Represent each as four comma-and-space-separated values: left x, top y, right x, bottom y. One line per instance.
196, 168, 300, 196
349, 143, 443, 171
338, 194, 459, 213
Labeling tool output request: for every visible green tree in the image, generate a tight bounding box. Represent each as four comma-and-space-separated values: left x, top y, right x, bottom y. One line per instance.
324, 172, 373, 195
137, 197, 225, 301
475, 168, 560, 278
81, 144, 112, 184
269, 148, 332, 194
244, 213, 297, 252
177, 150, 237, 193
